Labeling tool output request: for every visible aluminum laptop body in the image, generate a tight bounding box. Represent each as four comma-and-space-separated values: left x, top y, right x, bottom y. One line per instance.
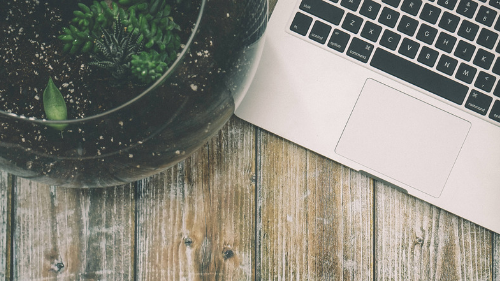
235, 0, 500, 233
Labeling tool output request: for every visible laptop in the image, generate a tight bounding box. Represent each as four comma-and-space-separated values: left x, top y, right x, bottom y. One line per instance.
235, 0, 500, 233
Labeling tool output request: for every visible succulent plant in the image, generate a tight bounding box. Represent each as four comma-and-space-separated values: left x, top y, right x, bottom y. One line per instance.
131, 50, 168, 84
60, 0, 183, 85
59, 1, 126, 54
89, 17, 144, 83
120, 0, 181, 58
43, 77, 68, 130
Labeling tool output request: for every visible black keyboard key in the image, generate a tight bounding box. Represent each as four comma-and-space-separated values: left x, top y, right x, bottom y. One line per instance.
417, 46, 439, 67
380, 29, 401, 50
457, 0, 478, 18
477, 28, 498, 49
360, 0, 381, 19
383, 0, 401, 7
346, 37, 374, 62
379, 7, 400, 28
398, 15, 419, 36
474, 71, 496, 92
300, 0, 345, 25
489, 100, 500, 123
309, 21, 332, 44
437, 54, 459, 75
458, 20, 480, 41
435, 32, 457, 52
290, 12, 313, 36
455, 63, 477, 83
437, 0, 458, 9
475, 6, 497, 27
361, 21, 383, 42
341, 0, 362, 11
492, 57, 500, 75
495, 17, 500, 31
420, 3, 441, 24
399, 37, 420, 58
439, 12, 461, 32
416, 24, 438, 44
401, 0, 423, 16
495, 83, 500, 97
327, 29, 351, 52
473, 48, 495, 69
370, 48, 469, 104
342, 13, 364, 34
454, 40, 476, 61
465, 90, 492, 115
491, 0, 500, 9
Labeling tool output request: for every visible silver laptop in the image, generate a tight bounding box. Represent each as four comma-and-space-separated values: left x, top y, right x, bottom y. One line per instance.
235, 0, 500, 233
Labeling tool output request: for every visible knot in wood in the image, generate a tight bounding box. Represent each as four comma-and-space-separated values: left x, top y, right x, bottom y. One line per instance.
415, 236, 424, 244
52, 261, 65, 273
222, 248, 234, 260
184, 237, 193, 247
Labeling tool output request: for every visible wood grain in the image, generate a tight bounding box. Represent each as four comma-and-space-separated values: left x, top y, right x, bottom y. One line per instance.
374, 181, 493, 280
256, 129, 373, 280
0, 171, 11, 280
12, 179, 135, 280
495, 234, 500, 281
135, 116, 255, 280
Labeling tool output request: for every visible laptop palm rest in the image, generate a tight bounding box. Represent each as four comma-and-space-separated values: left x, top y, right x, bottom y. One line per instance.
335, 79, 471, 197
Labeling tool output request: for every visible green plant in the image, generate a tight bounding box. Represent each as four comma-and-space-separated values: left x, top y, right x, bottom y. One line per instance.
59, 0, 183, 85
131, 50, 168, 84
122, 0, 181, 61
89, 17, 144, 83
43, 77, 68, 130
59, 1, 125, 54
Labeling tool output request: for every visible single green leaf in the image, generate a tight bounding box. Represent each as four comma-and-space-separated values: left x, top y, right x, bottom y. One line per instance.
43, 77, 68, 130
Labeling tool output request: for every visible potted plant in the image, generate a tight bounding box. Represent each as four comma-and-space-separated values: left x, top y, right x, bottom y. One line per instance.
0, 0, 268, 187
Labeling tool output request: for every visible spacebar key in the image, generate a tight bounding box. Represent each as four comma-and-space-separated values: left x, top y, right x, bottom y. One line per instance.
370, 48, 468, 105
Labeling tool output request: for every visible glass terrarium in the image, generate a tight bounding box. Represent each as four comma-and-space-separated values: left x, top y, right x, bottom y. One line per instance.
0, 0, 268, 187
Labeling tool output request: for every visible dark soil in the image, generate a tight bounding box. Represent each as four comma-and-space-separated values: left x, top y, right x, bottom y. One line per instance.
0, 0, 193, 119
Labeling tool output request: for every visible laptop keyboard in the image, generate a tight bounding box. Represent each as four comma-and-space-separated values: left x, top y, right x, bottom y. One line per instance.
289, 0, 500, 124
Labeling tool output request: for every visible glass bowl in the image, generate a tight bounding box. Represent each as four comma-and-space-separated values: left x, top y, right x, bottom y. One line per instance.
0, 0, 268, 187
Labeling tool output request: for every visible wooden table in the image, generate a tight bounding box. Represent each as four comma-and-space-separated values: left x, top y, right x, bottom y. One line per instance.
2, 0, 500, 278
1, 116, 499, 280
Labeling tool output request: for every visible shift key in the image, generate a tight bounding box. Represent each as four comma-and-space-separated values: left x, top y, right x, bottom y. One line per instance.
347, 38, 374, 63
300, 0, 345, 25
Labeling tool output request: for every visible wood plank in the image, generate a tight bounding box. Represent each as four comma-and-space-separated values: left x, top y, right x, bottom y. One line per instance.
374, 181, 493, 280
256, 130, 373, 280
494, 233, 500, 281
12, 179, 135, 280
0, 171, 11, 280
135, 116, 255, 280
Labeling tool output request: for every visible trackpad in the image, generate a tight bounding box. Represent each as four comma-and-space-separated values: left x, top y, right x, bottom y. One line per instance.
335, 79, 470, 197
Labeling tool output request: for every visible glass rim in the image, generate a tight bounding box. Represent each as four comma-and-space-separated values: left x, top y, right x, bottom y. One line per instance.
0, 0, 207, 125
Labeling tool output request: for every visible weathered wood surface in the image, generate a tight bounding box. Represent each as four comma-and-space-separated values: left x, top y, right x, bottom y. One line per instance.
0, 116, 499, 280
256, 130, 373, 280
135, 117, 256, 280
11, 179, 135, 280
0, 171, 10, 280
375, 181, 493, 280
